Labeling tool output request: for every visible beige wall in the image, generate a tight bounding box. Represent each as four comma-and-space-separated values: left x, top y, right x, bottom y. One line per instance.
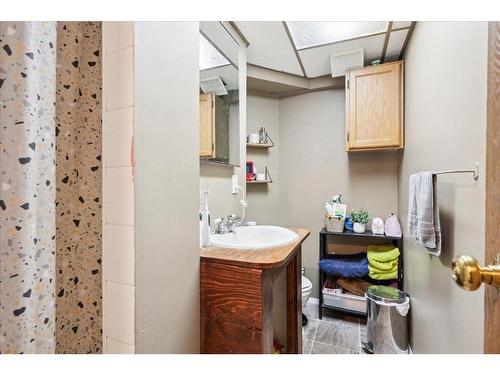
278, 90, 400, 298
399, 22, 487, 353
199, 163, 242, 221
245, 95, 287, 344
246, 95, 280, 224
102, 21, 136, 354
134, 22, 200, 353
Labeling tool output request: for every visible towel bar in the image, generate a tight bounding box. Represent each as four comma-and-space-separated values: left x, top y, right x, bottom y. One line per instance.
434, 162, 479, 181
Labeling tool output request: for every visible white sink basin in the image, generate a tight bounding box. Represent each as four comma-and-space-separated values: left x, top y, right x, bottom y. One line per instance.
210, 225, 298, 250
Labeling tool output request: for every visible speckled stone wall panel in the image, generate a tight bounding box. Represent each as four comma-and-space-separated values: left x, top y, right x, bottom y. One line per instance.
0, 22, 57, 354
54, 22, 102, 354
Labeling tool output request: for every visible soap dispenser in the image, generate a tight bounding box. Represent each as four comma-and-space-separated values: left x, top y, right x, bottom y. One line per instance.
200, 189, 211, 247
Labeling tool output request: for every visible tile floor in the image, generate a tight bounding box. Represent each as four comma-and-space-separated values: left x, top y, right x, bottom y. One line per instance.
302, 301, 368, 354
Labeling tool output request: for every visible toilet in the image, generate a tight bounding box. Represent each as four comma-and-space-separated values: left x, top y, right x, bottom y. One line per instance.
301, 268, 313, 308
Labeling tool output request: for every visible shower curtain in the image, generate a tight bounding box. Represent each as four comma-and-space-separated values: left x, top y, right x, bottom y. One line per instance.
54, 21, 102, 354
0, 21, 102, 354
0, 21, 58, 354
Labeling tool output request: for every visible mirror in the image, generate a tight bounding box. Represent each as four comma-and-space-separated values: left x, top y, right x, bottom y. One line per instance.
199, 22, 240, 166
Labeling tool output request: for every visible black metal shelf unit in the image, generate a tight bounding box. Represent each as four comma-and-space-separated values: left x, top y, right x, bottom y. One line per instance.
318, 228, 403, 319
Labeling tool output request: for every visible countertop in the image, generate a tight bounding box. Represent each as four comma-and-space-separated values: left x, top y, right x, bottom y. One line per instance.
200, 227, 310, 269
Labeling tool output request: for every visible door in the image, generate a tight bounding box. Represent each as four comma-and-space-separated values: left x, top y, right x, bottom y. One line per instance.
199, 93, 214, 158
450, 22, 500, 354
346, 61, 404, 151
484, 21, 500, 354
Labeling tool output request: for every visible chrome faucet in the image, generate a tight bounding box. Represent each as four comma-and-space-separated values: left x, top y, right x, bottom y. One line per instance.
215, 214, 244, 234
214, 217, 227, 234
226, 214, 237, 231
214, 176, 248, 235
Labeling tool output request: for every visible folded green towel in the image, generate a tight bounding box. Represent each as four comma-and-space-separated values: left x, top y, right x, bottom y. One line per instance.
369, 269, 398, 280
369, 258, 398, 271
369, 263, 398, 274
367, 244, 400, 262
368, 261, 398, 280
366, 244, 400, 280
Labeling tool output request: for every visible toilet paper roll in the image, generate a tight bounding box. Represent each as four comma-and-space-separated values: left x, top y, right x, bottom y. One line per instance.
248, 134, 259, 144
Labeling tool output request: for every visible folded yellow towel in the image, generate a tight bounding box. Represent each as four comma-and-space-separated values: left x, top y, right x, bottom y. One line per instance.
369, 262, 398, 280
367, 244, 400, 262
369, 258, 398, 271
369, 262, 398, 274
369, 269, 398, 280
367, 244, 400, 280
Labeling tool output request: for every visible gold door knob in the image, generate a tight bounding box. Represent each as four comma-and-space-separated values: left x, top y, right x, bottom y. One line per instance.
451, 255, 500, 291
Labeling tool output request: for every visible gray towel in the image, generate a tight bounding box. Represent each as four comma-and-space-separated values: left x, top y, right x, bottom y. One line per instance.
408, 172, 441, 256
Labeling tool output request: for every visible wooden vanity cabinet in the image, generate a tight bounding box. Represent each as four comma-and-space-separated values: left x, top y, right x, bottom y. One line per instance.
345, 61, 404, 152
200, 228, 309, 354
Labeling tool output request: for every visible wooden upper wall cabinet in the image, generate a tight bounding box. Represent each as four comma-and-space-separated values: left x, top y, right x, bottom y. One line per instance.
200, 93, 215, 158
199, 93, 230, 161
345, 61, 404, 152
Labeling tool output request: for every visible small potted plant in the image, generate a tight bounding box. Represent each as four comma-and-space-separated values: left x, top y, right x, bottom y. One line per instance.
350, 208, 369, 233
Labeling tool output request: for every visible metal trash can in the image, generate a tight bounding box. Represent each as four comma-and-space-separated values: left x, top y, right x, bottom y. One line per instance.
363, 285, 410, 354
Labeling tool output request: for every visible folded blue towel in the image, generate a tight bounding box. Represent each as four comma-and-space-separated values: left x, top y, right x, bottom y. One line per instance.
319, 255, 369, 278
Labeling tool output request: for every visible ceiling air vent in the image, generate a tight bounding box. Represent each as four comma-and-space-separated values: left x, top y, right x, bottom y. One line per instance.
330, 49, 364, 78
200, 77, 228, 96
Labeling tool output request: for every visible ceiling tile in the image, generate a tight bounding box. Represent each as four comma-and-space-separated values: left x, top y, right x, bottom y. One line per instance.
236, 21, 304, 76
298, 34, 386, 78
200, 22, 240, 68
392, 21, 412, 30
199, 34, 230, 70
287, 21, 388, 49
385, 29, 408, 62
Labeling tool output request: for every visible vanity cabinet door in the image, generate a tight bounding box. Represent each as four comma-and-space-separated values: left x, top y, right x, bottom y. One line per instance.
200, 93, 215, 157
345, 61, 404, 151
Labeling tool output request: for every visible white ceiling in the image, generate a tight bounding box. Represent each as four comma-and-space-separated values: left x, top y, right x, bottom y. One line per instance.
236, 21, 303, 76
392, 21, 412, 29
200, 21, 240, 68
385, 28, 409, 62
298, 33, 386, 77
235, 21, 415, 78
287, 21, 388, 49
199, 34, 229, 71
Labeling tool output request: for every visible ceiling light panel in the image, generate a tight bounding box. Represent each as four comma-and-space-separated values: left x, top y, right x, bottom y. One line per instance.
384, 29, 408, 62
199, 34, 230, 70
286, 21, 388, 50
200, 22, 239, 67
298, 33, 386, 78
236, 21, 303, 76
